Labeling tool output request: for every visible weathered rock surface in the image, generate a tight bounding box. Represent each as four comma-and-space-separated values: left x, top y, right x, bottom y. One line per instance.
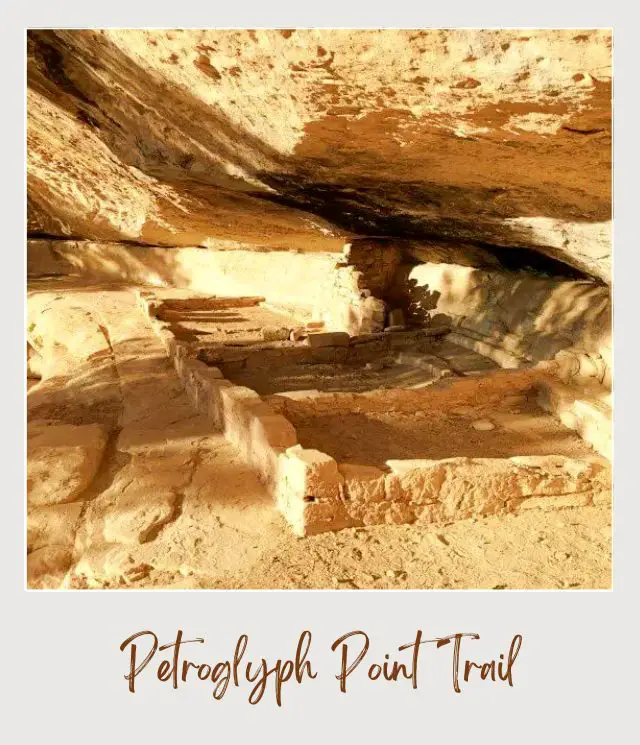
390, 259, 612, 374
27, 502, 84, 552
27, 421, 108, 507
27, 546, 75, 588
27, 29, 611, 280
26, 282, 612, 589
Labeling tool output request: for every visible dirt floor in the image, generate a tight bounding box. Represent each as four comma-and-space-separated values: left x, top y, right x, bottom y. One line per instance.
222, 334, 500, 395
26, 279, 612, 590
273, 391, 603, 469
227, 359, 441, 394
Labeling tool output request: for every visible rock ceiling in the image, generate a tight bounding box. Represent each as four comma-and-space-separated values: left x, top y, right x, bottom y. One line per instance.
27, 29, 612, 281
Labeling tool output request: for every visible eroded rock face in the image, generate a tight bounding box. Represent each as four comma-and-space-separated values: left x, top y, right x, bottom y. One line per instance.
27, 421, 108, 507
27, 29, 611, 280
25, 282, 612, 588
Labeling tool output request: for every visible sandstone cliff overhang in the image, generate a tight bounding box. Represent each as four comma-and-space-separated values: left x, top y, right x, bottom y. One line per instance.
27, 29, 612, 282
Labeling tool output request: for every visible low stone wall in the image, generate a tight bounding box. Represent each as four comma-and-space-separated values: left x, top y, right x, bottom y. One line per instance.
136, 291, 293, 484
196, 327, 450, 373
386, 260, 613, 458
268, 371, 611, 534
137, 289, 610, 537
277, 447, 610, 536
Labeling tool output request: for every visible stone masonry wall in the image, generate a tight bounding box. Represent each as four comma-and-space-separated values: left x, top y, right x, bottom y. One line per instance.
137, 290, 611, 537
314, 240, 402, 334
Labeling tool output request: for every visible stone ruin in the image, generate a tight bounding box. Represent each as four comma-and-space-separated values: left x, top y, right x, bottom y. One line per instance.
131, 236, 611, 537
26, 29, 612, 588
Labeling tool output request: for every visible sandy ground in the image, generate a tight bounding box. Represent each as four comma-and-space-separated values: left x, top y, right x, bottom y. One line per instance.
229, 359, 441, 395
26, 279, 611, 590
277, 391, 601, 469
